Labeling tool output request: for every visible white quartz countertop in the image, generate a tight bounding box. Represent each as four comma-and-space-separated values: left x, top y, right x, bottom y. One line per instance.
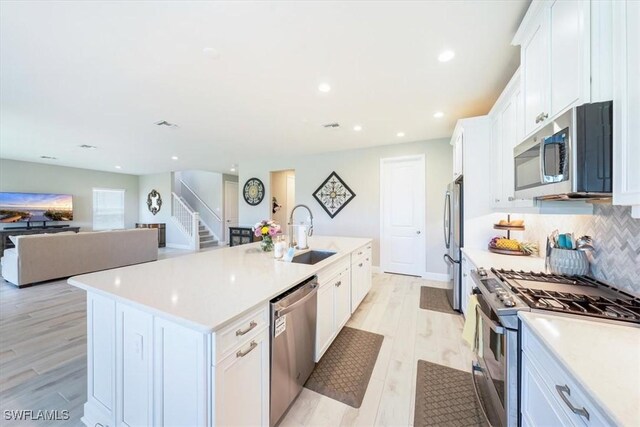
519, 311, 640, 426
462, 248, 546, 272
69, 235, 371, 333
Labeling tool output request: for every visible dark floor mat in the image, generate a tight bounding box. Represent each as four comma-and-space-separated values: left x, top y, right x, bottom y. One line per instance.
419, 286, 458, 315
304, 326, 383, 408
414, 360, 489, 427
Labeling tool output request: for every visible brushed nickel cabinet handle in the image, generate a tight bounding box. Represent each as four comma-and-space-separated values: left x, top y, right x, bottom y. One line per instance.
236, 340, 258, 358
335, 280, 342, 287
508, 196, 515, 201
357, 251, 363, 255
555, 385, 589, 420
358, 263, 363, 267
236, 320, 257, 336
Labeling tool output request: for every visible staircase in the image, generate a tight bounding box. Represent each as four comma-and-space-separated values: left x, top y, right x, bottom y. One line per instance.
198, 222, 218, 248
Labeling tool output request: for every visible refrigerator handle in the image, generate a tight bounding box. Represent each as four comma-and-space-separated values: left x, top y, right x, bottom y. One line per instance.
443, 254, 460, 265
443, 191, 451, 249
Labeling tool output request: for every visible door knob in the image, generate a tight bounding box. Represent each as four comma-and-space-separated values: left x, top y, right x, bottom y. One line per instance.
416, 230, 421, 235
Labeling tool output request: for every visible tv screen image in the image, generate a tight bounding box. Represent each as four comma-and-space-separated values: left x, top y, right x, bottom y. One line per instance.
0, 192, 74, 223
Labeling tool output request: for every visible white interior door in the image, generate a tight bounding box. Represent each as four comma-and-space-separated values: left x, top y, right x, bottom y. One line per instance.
224, 181, 239, 243
380, 155, 426, 276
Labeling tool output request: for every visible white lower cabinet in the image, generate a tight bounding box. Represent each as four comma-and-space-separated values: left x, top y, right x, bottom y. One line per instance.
213, 327, 269, 427
521, 323, 613, 427
316, 264, 352, 361
460, 254, 476, 317
351, 245, 372, 313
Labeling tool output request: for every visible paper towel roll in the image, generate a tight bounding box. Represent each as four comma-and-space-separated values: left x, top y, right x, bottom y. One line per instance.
296, 225, 308, 249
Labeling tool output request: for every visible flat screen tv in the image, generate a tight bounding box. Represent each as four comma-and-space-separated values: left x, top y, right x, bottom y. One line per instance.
0, 192, 74, 223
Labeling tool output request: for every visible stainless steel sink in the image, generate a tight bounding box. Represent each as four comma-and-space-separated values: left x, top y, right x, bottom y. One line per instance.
291, 250, 336, 265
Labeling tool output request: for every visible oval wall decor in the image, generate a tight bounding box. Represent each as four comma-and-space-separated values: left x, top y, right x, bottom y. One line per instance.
243, 178, 265, 206
147, 189, 163, 215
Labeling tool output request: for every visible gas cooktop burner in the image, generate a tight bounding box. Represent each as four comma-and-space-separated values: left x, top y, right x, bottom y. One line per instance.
491, 268, 640, 324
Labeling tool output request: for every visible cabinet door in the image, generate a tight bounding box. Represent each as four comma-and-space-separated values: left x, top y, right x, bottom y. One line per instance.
350, 260, 366, 312
490, 115, 503, 207
154, 319, 209, 427
116, 304, 153, 427
550, 0, 588, 117
521, 355, 575, 427
316, 282, 335, 360
522, 11, 550, 136
501, 97, 517, 205
85, 293, 116, 427
334, 272, 351, 331
613, 0, 640, 211
363, 255, 372, 296
453, 132, 464, 179
215, 328, 269, 427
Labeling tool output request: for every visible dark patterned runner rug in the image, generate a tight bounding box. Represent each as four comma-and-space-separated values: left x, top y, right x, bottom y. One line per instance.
419, 286, 458, 315
414, 360, 489, 427
304, 326, 384, 408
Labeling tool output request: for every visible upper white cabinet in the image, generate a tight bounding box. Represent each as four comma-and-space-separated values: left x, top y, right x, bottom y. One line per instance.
515, 0, 590, 139
452, 130, 464, 180
613, 0, 640, 217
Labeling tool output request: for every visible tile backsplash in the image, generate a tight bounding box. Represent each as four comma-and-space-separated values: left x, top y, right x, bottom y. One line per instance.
521, 204, 640, 297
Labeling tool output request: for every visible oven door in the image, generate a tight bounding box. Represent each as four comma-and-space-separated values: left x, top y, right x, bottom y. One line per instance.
472, 292, 507, 427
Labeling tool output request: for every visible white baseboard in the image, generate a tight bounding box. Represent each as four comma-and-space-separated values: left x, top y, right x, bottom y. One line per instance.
373, 266, 450, 283
421, 272, 450, 282
165, 243, 192, 250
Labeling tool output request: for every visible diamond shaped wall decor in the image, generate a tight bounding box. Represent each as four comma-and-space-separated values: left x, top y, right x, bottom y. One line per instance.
313, 171, 356, 218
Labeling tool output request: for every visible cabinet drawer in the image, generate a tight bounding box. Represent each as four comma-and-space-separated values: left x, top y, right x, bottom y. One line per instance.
522, 326, 612, 426
214, 305, 269, 363
316, 256, 350, 286
351, 243, 372, 265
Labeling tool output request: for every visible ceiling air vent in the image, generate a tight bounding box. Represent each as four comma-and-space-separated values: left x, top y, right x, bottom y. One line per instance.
323, 123, 340, 128
40, 155, 57, 160
79, 144, 97, 149
155, 120, 179, 128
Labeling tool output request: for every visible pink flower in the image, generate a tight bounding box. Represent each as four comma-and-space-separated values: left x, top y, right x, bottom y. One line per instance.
268, 227, 278, 236
254, 229, 262, 237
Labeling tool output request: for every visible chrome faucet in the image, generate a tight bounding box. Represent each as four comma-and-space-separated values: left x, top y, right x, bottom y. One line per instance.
288, 204, 314, 248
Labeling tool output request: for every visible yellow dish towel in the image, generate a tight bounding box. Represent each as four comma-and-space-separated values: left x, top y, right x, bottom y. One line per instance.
462, 295, 482, 358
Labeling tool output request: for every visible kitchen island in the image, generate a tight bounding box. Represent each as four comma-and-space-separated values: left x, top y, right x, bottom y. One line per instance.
68, 235, 372, 427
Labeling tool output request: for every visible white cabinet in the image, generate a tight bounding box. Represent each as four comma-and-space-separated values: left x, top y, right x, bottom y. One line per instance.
516, 0, 590, 138
489, 69, 536, 211
214, 328, 269, 427
452, 131, 464, 180
316, 261, 352, 361
521, 322, 613, 426
521, 10, 550, 136
154, 318, 209, 427
460, 254, 476, 317
83, 293, 116, 427
351, 244, 372, 313
613, 0, 640, 217
116, 304, 153, 427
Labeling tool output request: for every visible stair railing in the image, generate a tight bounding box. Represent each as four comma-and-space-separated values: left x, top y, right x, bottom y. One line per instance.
171, 192, 200, 250
175, 178, 222, 242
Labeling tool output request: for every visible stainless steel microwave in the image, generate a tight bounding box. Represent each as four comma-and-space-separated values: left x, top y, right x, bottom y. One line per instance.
513, 101, 613, 201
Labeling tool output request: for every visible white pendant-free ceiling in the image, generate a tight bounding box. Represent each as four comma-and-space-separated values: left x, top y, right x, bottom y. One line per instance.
0, 0, 529, 175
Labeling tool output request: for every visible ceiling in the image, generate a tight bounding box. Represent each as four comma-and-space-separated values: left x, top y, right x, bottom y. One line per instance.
0, 0, 529, 176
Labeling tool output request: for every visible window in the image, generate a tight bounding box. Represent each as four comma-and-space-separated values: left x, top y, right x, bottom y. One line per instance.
93, 188, 125, 230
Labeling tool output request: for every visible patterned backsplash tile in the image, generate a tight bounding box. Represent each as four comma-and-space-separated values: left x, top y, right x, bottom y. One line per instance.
522, 204, 640, 297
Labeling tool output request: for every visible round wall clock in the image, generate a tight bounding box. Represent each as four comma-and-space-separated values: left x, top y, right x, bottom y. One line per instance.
243, 178, 265, 205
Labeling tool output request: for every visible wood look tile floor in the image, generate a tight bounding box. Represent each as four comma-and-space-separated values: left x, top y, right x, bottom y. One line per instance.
0, 269, 474, 427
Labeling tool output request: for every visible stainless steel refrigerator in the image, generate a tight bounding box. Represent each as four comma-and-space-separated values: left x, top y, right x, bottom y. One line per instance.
443, 177, 463, 312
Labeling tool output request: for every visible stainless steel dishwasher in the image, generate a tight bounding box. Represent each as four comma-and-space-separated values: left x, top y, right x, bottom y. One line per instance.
270, 276, 318, 426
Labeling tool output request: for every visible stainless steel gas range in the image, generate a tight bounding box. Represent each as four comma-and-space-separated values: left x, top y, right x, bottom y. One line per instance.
470, 268, 640, 427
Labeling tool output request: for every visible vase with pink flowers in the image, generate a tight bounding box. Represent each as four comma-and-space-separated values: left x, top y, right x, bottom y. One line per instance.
252, 220, 281, 251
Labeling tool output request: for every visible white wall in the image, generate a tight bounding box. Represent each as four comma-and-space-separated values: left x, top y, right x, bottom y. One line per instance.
239, 138, 452, 278
0, 159, 139, 230
138, 173, 190, 248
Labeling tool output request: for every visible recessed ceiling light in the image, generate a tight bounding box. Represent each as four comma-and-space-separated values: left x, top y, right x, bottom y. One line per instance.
115, 165, 122, 169
79, 144, 97, 149
202, 47, 221, 60
230, 167, 236, 172
438, 50, 455, 62
397, 132, 405, 137
171, 156, 179, 160
40, 155, 57, 160
353, 125, 363, 132
318, 83, 331, 93
433, 111, 444, 118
